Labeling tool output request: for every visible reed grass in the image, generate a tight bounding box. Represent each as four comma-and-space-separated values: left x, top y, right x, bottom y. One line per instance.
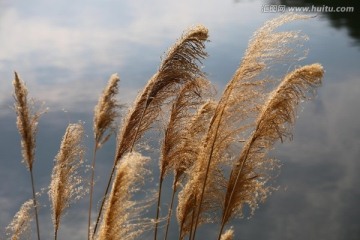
13, 72, 44, 240
3, 13, 323, 240
48, 123, 85, 240
6, 200, 33, 240
88, 73, 121, 240
96, 152, 151, 240
93, 24, 209, 238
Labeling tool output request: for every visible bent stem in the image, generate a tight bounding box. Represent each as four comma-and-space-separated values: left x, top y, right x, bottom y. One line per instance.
30, 169, 41, 240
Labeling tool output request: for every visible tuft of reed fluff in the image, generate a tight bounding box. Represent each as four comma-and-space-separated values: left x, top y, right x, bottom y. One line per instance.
13, 72, 44, 240
48, 123, 85, 240
93, 24, 209, 236
6, 199, 33, 240
88, 73, 121, 239
96, 152, 151, 240
178, 13, 312, 240
218, 64, 324, 238
220, 228, 234, 240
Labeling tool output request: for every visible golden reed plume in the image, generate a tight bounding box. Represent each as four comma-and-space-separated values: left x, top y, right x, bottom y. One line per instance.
93, 24, 209, 236
6, 199, 33, 240
177, 14, 313, 240
13, 72, 45, 240
96, 152, 150, 240
88, 74, 121, 239
220, 228, 234, 240
155, 78, 213, 239
218, 64, 323, 238
48, 123, 85, 240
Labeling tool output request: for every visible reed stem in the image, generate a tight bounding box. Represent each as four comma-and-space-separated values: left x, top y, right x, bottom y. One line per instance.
92, 161, 116, 236
163, 178, 177, 240
30, 169, 41, 240
88, 142, 98, 240
154, 176, 164, 240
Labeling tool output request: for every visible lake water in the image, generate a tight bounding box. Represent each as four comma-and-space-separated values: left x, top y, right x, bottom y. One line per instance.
0, 0, 359, 239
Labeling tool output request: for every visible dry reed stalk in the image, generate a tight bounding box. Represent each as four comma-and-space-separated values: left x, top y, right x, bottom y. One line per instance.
48, 123, 85, 240
217, 64, 324, 238
177, 14, 312, 240
6, 199, 33, 240
13, 72, 44, 240
155, 78, 212, 238
96, 152, 151, 240
93, 25, 209, 236
88, 74, 120, 240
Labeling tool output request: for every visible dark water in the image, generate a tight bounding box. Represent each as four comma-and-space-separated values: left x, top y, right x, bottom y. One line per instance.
0, 0, 359, 239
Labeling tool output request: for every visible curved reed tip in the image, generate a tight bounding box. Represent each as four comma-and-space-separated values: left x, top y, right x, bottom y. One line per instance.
94, 73, 121, 147
187, 24, 209, 37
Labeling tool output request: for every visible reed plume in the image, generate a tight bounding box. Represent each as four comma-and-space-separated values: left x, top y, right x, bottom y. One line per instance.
88, 74, 121, 239
96, 152, 151, 240
177, 13, 311, 240
155, 78, 212, 239
13, 72, 44, 240
220, 228, 234, 240
163, 100, 216, 240
93, 25, 209, 236
6, 199, 33, 240
48, 123, 85, 240
217, 64, 324, 238
93, 73, 121, 148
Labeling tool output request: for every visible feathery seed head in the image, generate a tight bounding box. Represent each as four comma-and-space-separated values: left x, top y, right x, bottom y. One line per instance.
94, 73, 121, 148
13, 72, 43, 170
6, 200, 33, 240
49, 122, 85, 233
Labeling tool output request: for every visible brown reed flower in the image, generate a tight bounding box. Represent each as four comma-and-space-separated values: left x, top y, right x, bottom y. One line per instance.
96, 152, 151, 240
93, 24, 209, 236
48, 123, 85, 240
177, 13, 313, 240
93, 73, 121, 149
218, 64, 323, 238
6, 199, 33, 240
13, 72, 44, 240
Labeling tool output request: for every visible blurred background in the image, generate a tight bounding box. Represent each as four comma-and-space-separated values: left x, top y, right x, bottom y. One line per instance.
0, 0, 359, 239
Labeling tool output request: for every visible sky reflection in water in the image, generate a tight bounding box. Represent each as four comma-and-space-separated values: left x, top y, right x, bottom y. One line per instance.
0, 0, 359, 239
